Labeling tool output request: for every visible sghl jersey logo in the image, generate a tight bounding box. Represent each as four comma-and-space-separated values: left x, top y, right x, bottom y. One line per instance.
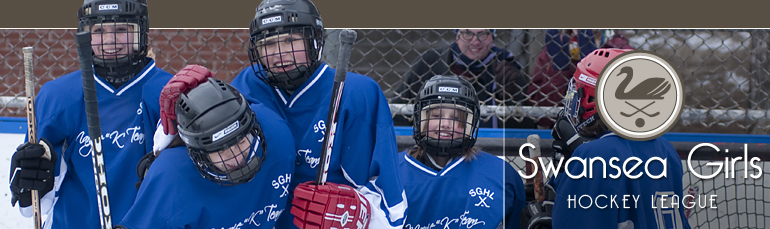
596, 50, 684, 141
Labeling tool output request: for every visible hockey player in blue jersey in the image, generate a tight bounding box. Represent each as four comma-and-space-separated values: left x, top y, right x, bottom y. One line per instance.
396, 75, 526, 229
117, 74, 298, 229
153, 0, 406, 228
7, 0, 172, 228
524, 48, 692, 229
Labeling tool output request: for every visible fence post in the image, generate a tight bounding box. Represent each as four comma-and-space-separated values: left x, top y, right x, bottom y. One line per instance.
750, 29, 770, 134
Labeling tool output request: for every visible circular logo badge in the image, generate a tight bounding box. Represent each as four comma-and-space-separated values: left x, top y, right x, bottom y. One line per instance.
595, 50, 684, 141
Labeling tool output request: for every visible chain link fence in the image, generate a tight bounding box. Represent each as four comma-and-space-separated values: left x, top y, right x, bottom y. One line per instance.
2, 29, 768, 228
2, 29, 769, 134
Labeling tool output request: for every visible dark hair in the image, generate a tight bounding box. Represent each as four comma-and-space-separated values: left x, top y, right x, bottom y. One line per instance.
407, 145, 480, 163
579, 117, 610, 138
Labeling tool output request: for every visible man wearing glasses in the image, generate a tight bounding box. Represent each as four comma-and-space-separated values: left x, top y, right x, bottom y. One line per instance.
390, 29, 534, 129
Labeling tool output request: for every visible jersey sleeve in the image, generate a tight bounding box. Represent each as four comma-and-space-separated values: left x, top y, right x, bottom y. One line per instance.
141, 67, 173, 154
18, 83, 77, 219
119, 147, 194, 229
504, 161, 527, 229
339, 76, 407, 229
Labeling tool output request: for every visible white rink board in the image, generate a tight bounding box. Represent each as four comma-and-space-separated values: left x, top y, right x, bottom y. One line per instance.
0, 133, 32, 229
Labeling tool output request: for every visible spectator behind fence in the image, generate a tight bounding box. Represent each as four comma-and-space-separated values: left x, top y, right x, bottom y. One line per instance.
390, 29, 534, 129
527, 29, 634, 129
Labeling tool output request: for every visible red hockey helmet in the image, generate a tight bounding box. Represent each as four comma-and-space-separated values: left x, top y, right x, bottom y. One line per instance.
564, 48, 633, 130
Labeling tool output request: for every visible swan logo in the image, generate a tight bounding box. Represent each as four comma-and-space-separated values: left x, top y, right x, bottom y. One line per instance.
595, 50, 684, 141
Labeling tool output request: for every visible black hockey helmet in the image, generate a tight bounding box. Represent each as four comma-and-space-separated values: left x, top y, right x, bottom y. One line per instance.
175, 78, 266, 186
248, 0, 325, 91
413, 75, 480, 158
77, 0, 150, 84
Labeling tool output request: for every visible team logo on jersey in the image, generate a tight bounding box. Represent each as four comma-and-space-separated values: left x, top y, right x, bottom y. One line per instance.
76, 126, 144, 157
404, 211, 486, 229
595, 50, 684, 141
98, 4, 119, 10
469, 187, 494, 208
272, 174, 292, 198
222, 204, 283, 228
438, 86, 459, 93
212, 120, 239, 142
298, 149, 320, 168
313, 120, 326, 142
261, 15, 282, 25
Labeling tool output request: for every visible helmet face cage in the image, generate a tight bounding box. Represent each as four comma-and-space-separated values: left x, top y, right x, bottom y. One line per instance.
414, 99, 479, 157
247, 0, 325, 90
412, 76, 480, 158
175, 78, 266, 186
187, 126, 266, 186
563, 78, 582, 127
248, 26, 323, 90
78, 0, 149, 79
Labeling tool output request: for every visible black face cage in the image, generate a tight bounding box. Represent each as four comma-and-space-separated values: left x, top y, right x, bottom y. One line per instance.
413, 98, 480, 158
77, 1, 149, 80
188, 125, 267, 186
248, 26, 324, 89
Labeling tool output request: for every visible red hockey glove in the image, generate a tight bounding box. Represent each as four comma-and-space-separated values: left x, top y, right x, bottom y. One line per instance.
159, 65, 214, 135
291, 181, 371, 229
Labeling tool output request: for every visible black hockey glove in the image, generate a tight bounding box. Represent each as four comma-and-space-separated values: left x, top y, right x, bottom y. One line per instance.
551, 112, 591, 163
135, 151, 158, 190
520, 184, 556, 229
524, 183, 536, 202
9, 138, 57, 207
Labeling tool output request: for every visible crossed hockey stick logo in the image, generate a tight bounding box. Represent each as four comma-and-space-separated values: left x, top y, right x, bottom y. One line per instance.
596, 51, 684, 141
614, 66, 671, 128
474, 196, 490, 208
470, 187, 494, 208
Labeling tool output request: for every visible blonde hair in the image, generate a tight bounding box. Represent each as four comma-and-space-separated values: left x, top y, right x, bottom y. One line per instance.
146, 46, 156, 59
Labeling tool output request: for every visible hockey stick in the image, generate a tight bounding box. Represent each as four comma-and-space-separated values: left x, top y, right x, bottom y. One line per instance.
527, 134, 545, 202
315, 29, 357, 185
23, 47, 50, 229
74, 31, 113, 229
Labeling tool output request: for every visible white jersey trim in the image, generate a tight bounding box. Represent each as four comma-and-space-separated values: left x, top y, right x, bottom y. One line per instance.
403, 154, 466, 177
288, 64, 328, 108
275, 87, 288, 105
92, 61, 155, 96
404, 154, 437, 176
116, 61, 155, 96
600, 132, 617, 139
439, 156, 466, 177
94, 75, 114, 94
342, 167, 407, 227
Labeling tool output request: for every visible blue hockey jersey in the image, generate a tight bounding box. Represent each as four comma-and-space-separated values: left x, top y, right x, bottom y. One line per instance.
552, 133, 692, 229
22, 59, 172, 229
119, 104, 296, 229
397, 150, 526, 229
230, 63, 407, 229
